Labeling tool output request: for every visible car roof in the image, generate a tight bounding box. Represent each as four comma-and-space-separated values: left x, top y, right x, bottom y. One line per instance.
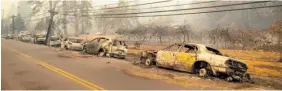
185, 43, 206, 47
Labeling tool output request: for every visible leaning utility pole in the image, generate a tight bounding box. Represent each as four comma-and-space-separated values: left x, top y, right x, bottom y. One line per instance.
45, 1, 58, 45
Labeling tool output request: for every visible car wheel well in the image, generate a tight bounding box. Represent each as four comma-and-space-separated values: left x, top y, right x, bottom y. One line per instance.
98, 48, 104, 52
192, 61, 211, 73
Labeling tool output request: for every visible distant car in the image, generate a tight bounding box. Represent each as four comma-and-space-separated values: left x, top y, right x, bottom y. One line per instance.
139, 43, 251, 82
20, 34, 33, 42
83, 37, 128, 59
2, 34, 8, 38
64, 37, 84, 51
33, 34, 46, 44
5, 34, 15, 39
47, 36, 61, 47
17, 31, 30, 40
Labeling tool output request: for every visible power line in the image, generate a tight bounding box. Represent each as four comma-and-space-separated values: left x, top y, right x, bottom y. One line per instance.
90, 4, 282, 18
70, 0, 218, 12
91, 1, 270, 16
65, 0, 172, 13
63, 1, 271, 17
92, 0, 137, 8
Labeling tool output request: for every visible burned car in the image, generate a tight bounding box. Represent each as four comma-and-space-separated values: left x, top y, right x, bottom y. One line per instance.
47, 36, 61, 47
64, 37, 84, 51
139, 43, 251, 82
33, 34, 46, 44
17, 31, 30, 40
83, 37, 128, 59
19, 34, 33, 42
5, 34, 15, 39
2, 34, 8, 38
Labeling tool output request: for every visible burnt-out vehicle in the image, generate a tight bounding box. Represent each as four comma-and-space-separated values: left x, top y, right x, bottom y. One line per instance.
83, 37, 128, 59
33, 34, 46, 44
139, 43, 251, 82
47, 36, 61, 47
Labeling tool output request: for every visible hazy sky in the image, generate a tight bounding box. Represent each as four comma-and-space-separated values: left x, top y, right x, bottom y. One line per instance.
1, 0, 131, 18
2, 0, 18, 18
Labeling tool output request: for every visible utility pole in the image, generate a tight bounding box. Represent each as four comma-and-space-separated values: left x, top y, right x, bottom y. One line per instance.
45, 1, 58, 45
11, 15, 16, 34
73, 1, 79, 36
79, 1, 85, 35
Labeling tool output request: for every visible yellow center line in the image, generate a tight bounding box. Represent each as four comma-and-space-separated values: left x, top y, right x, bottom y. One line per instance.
3, 45, 106, 90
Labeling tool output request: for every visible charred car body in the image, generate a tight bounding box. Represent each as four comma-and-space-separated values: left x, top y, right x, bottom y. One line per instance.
47, 36, 61, 47
83, 37, 128, 59
5, 34, 15, 39
139, 43, 251, 82
33, 34, 46, 44
64, 37, 84, 51
19, 34, 33, 42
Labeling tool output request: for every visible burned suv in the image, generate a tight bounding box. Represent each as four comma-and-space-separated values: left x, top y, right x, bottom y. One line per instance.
139, 43, 251, 82
83, 37, 128, 59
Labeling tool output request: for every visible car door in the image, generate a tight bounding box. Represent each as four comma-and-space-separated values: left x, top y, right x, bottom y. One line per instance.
174, 44, 197, 72
86, 38, 99, 53
156, 44, 182, 68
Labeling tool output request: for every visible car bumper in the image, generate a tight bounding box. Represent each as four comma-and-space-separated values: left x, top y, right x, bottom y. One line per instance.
71, 46, 83, 50
110, 52, 127, 58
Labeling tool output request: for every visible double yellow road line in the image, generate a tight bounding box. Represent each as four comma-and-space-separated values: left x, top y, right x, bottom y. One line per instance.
3, 45, 106, 90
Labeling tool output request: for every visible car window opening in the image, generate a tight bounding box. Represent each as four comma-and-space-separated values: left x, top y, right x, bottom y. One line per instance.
206, 47, 223, 55
70, 39, 82, 43
183, 45, 197, 53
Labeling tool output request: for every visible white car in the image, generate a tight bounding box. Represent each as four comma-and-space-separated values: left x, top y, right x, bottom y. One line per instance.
34, 34, 46, 44
48, 36, 61, 47
20, 34, 33, 42
64, 37, 84, 50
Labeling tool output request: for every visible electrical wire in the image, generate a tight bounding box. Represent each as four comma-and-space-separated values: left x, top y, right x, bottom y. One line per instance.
65, 0, 172, 12
68, 0, 218, 13
91, 4, 282, 18
91, 1, 270, 16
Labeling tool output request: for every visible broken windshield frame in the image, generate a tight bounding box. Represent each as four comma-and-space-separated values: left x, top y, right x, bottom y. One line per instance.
206, 47, 223, 56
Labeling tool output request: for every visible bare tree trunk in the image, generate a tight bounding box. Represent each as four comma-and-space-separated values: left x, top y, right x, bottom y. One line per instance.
183, 34, 186, 42
73, 1, 79, 36
62, 0, 68, 37
279, 30, 282, 62
159, 36, 163, 44
45, 1, 56, 45
75, 14, 79, 36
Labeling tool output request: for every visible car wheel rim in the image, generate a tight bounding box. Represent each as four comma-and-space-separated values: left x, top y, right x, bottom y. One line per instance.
98, 52, 105, 56
199, 68, 207, 77
145, 59, 151, 66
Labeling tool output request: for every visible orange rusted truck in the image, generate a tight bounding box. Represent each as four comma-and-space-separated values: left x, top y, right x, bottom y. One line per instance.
139, 43, 251, 82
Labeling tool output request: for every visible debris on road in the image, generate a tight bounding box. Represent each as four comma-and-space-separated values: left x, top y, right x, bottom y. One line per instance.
57, 51, 93, 58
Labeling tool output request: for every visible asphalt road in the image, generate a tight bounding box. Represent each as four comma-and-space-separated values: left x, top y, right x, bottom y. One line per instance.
1, 39, 190, 90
